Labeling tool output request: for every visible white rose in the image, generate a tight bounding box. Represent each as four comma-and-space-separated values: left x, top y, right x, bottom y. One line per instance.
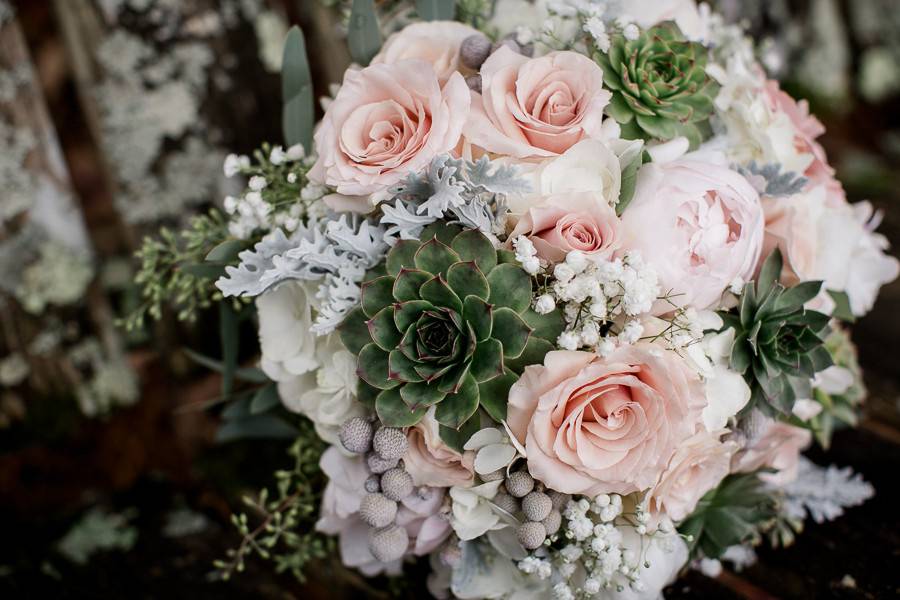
257, 281, 319, 380
277, 335, 366, 445
614, 0, 709, 42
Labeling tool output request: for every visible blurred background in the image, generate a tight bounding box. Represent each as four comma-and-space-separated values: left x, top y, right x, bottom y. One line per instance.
1, 0, 898, 598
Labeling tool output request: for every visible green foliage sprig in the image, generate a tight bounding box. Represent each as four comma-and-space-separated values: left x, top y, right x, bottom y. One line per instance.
213, 419, 334, 581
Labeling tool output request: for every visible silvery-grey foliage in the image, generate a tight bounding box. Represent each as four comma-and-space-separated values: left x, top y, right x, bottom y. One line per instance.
383, 154, 527, 242
739, 161, 808, 196
777, 457, 874, 524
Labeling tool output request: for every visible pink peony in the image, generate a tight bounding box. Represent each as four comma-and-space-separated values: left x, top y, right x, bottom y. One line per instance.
508, 191, 622, 263
621, 160, 764, 311
315, 446, 451, 576
646, 431, 738, 523
310, 59, 470, 198
506, 347, 706, 496
403, 410, 475, 488
463, 47, 611, 158
732, 419, 811, 486
372, 21, 480, 85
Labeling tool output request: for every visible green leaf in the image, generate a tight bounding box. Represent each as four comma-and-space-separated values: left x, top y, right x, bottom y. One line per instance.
222, 395, 252, 420
180, 263, 226, 279
348, 0, 382, 66
756, 248, 782, 300
463, 295, 493, 342
451, 229, 497, 274
505, 336, 553, 373
361, 276, 396, 318
338, 307, 372, 355
399, 381, 445, 410
730, 334, 751, 373
447, 261, 490, 300
215, 414, 299, 443
205, 239, 244, 263
435, 373, 480, 429
376, 387, 427, 427
492, 307, 532, 358
415, 238, 461, 277
827, 290, 855, 322
281, 26, 314, 151
249, 383, 281, 414
416, 0, 455, 20
388, 349, 424, 383
439, 414, 481, 453
478, 368, 518, 422
357, 381, 380, 408
776, 280, 823, 311
470, 339, 505, 382
386, 240, 421, 276
419, 275, 463, 313
220, 302, 239, 398
616, 149, 644, 215
487, 263, 532, 313
367, 306, 402, 351
358, 343, 398, 390
394, 300, 431, 332
521, 308, 565, 343
182, 349, 268, 383
420, 223, 461, 245
393, 268, 430, 302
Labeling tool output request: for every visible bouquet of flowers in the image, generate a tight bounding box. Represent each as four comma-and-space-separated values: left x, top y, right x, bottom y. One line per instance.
134, 0, 898, 597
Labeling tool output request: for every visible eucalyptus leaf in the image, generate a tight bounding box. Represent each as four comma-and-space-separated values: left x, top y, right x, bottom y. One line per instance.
220, 302, 239, 398
282, 26, 314, 150
416, 0, 456, 20
348, 0, 382, 66
205, 239, 245, 263
250, 383, 281, 414
215, 414, 300, 443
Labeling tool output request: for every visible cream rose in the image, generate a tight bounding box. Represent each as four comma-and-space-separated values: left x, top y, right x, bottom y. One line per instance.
310, 59, 469, 198
372, 21, 479, 85
404, 409, 475, 488
257, 281, 319, 379
506, 346, 706, 496
508, 191, 622, 263
621, 160, 764, 311
464, 47, 611, 158
646, 431, 738, 523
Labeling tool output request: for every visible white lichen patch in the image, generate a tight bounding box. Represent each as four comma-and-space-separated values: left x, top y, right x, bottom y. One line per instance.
16, 240, 93, 314
0, 118, 37, 222
0, 0, 14, 26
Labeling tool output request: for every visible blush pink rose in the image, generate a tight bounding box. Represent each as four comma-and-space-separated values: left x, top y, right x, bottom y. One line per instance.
464, 47, 611, 158
508, 191, 622, 263
404, 411, 475, 488
310, 59, 470, 197
732, 419, 811, 486
372, 21, 480, 85
315, 446, 451, 576
646, 431, 738, 524
621, 160, 764, 311
506, 346, 706, 496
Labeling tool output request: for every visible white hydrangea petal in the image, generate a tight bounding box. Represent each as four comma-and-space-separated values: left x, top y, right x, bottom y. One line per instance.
464, 427, 505, 451
474, 443, 517, 474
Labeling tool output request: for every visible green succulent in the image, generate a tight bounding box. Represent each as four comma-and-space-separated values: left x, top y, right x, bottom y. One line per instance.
594, 22, 718, 148
722, 249, 833, 416
339, 225, 564, 445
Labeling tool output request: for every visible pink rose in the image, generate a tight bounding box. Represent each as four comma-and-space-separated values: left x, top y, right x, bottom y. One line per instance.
621, 160, 764, 310
732, 419, 811, 486
763, 79, 838, 194
315, 446, 451, 576
372, 21, 480, 85
506, 346, 706, 496
464, 47, 611, 158
508, 191, 622, 263
646, 431, 738, 524
310, 59, 470, 197
404, 411, 475, 488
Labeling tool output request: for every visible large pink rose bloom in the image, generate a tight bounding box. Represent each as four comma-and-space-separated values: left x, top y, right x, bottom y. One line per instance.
310, 59, 470, 197
732, 419, 811, 486
404, 411, 475, 488
646, 431, 737, 524
621, 160, 764, 310
508, 191, 622, 263
464, 47, 611, 158
506, 347, 706, 496
315, 446, 451, 576
372, 21, 479, 85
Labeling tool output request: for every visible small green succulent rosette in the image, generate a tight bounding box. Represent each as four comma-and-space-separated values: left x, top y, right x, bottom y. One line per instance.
722, 249, 833, 416
594, 22, 718, 148
339, 226, 564, 448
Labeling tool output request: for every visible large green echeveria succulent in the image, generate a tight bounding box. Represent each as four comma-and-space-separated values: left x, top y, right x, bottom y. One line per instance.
339, 226, 564, 443
594, 22, 718, 148
722, 249, 833, 416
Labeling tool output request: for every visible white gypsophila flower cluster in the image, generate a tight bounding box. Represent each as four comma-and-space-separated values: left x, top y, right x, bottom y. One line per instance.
222, 144, 322, 239
518, 494, 663, 599
514, 241, 660, 356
